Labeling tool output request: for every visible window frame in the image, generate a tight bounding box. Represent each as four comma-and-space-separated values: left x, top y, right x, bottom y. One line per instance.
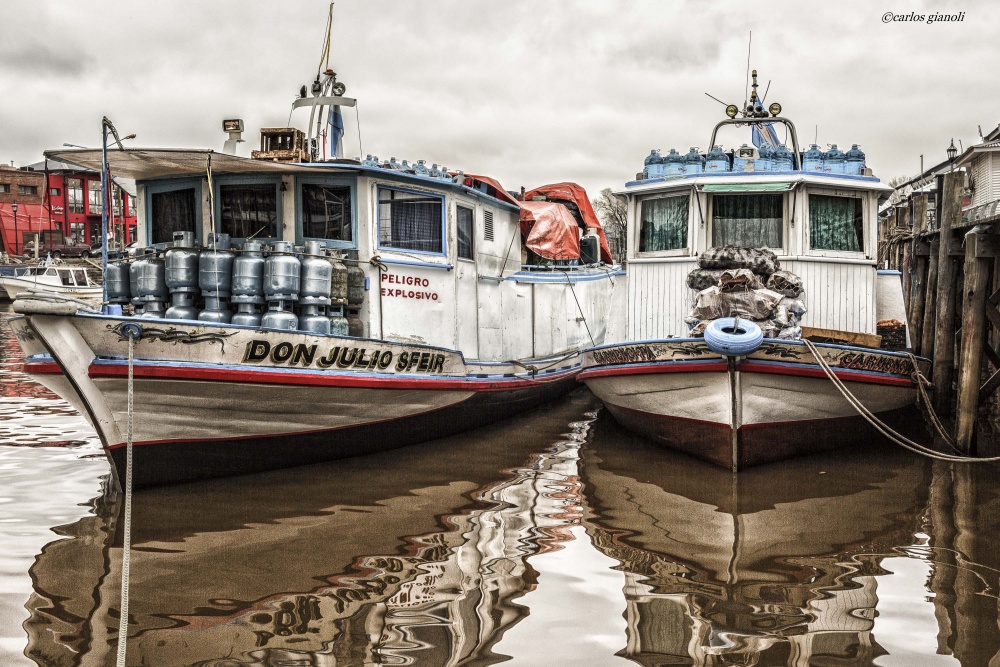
804, 187, 867, 259
213, 174, 282, 244
634, 191, 692, 258
143, 178, 203, 247
66, 178, 84, 214
295, 175, 357, 249
376, 185, 447, 257
707, 191, 787, 254
456, 204, 475, 261
86, 180, 102, 215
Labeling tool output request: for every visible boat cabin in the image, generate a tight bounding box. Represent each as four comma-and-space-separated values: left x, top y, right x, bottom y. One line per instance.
622, 116, 896, 340
47, 147, 619, 363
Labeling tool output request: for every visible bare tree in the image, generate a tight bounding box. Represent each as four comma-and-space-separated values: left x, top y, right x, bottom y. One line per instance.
592, 188, 627, 264
885, 174, 912, 206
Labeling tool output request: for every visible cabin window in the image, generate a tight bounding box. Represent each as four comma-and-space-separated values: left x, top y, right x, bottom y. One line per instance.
301, 183, 352, 244
457, 205, 474, 259
809, 194, 863, 252
73, 269, 87, 285
88, 181, 103, 215
67, 179, 84, 214
711, 194, 783, 249
149, 185, 198, 245
219, 183, 279, 240
59, 270, 73, 286
378, 187, 445, 254
639, 195, 688, 252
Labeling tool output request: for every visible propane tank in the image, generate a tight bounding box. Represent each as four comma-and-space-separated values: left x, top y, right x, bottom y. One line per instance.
198, 233, 235, 323
330, 258, 349, 305
164, 231, 200, 320
106, 261, 132, 305
261, 306, 298, 331
134, 250, 168, 318
346, 309, 363, 337
328, 305, 349, 336
347, 262, 365, 306
264, 241, 301, 301
230, 240, 265, 326
300, 241, 333, 306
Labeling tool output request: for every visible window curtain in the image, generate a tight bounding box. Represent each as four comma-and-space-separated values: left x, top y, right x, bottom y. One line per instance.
379, 190, 443, 253
639, 196, 688, 252
712, 194, 783, 248
809, 194, 863, 252
151, 188, 196, 244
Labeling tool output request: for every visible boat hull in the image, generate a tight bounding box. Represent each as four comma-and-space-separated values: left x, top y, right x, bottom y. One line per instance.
579, 339, 928, 470
13, 312, 583, 487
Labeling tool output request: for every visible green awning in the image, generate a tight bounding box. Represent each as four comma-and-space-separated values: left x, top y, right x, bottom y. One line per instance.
701, 182, 794, 193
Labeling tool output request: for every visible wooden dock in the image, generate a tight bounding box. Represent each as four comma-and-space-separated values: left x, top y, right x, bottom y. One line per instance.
881, 169, 1000, 454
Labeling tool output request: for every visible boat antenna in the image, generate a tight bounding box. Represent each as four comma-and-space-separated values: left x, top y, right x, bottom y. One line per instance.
814, 125, 818, 145
704, 92, 728, 106
761, 79, 771, 103
742, 31, 752, 114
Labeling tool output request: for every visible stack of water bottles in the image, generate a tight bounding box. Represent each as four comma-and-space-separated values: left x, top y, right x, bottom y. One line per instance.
640, 143, 866, 179
107, 232, 365, 336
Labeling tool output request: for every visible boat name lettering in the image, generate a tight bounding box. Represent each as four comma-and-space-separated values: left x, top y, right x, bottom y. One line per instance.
242, 339, 446, 373
591, 345, 657, 365
838, 352, 912, 376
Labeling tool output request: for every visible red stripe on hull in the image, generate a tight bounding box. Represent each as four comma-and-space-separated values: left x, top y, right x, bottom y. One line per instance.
737, 360, 915, 387
577, 361, 728, 380
84, 362, 577, 392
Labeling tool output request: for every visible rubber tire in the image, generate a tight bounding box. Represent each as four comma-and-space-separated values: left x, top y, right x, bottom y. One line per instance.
80, 250, 91, 258
704, 317, 764, 356
51, 251, 62, 259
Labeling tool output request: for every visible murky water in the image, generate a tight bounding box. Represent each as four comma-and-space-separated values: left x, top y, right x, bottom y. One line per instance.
3, 300, 1000, 666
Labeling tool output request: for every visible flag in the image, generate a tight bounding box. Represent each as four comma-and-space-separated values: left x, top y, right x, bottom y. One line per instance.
328, 105, 345, 159
752, 122, 780, 150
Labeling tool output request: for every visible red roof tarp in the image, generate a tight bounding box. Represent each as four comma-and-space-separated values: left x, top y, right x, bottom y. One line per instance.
522, 182, 613, 264
463, 176, 613, 265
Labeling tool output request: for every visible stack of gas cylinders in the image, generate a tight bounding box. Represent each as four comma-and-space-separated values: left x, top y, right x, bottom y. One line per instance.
641, 143, 866, 179
105, 231, 366, 336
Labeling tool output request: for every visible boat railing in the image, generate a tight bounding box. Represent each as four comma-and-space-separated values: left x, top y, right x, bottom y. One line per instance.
708, 116, 802, 170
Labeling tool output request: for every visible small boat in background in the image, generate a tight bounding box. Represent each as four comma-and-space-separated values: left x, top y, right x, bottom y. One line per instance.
580, 70, 928, 471
0, 264, 101, 302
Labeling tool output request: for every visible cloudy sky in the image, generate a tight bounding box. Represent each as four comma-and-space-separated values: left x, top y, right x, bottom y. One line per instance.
1, 0, 994, 197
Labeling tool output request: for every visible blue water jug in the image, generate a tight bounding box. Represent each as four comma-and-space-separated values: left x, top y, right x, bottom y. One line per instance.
846, 144, 866, 175
824, 145, 846, 174
757, 144, 774, 172
683, 147, 704, 174
802, 144, 824, 172
773, 144, 794, 171
663, 149, 684, 176
706, 145, 730, 172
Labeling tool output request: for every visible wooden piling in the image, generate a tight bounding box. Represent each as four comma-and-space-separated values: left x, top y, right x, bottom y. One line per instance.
920, 239, 939, 358
908, 243, 929, 355
931, 171, 963, 417
955, 231, 994, 453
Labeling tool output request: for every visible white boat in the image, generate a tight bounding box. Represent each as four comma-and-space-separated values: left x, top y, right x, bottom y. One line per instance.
10, 66, 623, 488
579, 74, 928, 470
0, 264, 101, 301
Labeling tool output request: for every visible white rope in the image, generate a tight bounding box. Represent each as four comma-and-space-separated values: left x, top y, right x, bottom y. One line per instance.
115, 332, 135, 667
802, 338, 1000, 463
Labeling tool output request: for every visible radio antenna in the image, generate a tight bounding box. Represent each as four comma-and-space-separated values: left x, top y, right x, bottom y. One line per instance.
705, 92, 728, 106
742, 31, 752, 114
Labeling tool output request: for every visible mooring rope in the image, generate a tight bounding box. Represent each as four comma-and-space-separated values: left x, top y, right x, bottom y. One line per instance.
560, 271, 596, 347
802, 338, 1000, 463
115, 331, 136, 667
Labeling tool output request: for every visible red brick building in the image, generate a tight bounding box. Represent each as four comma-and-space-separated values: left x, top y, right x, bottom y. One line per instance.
0, 159, 137, 256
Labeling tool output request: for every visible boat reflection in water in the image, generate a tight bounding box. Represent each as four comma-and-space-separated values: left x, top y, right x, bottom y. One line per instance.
22, 393, 1000, 665
582, 418, 1000, 666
